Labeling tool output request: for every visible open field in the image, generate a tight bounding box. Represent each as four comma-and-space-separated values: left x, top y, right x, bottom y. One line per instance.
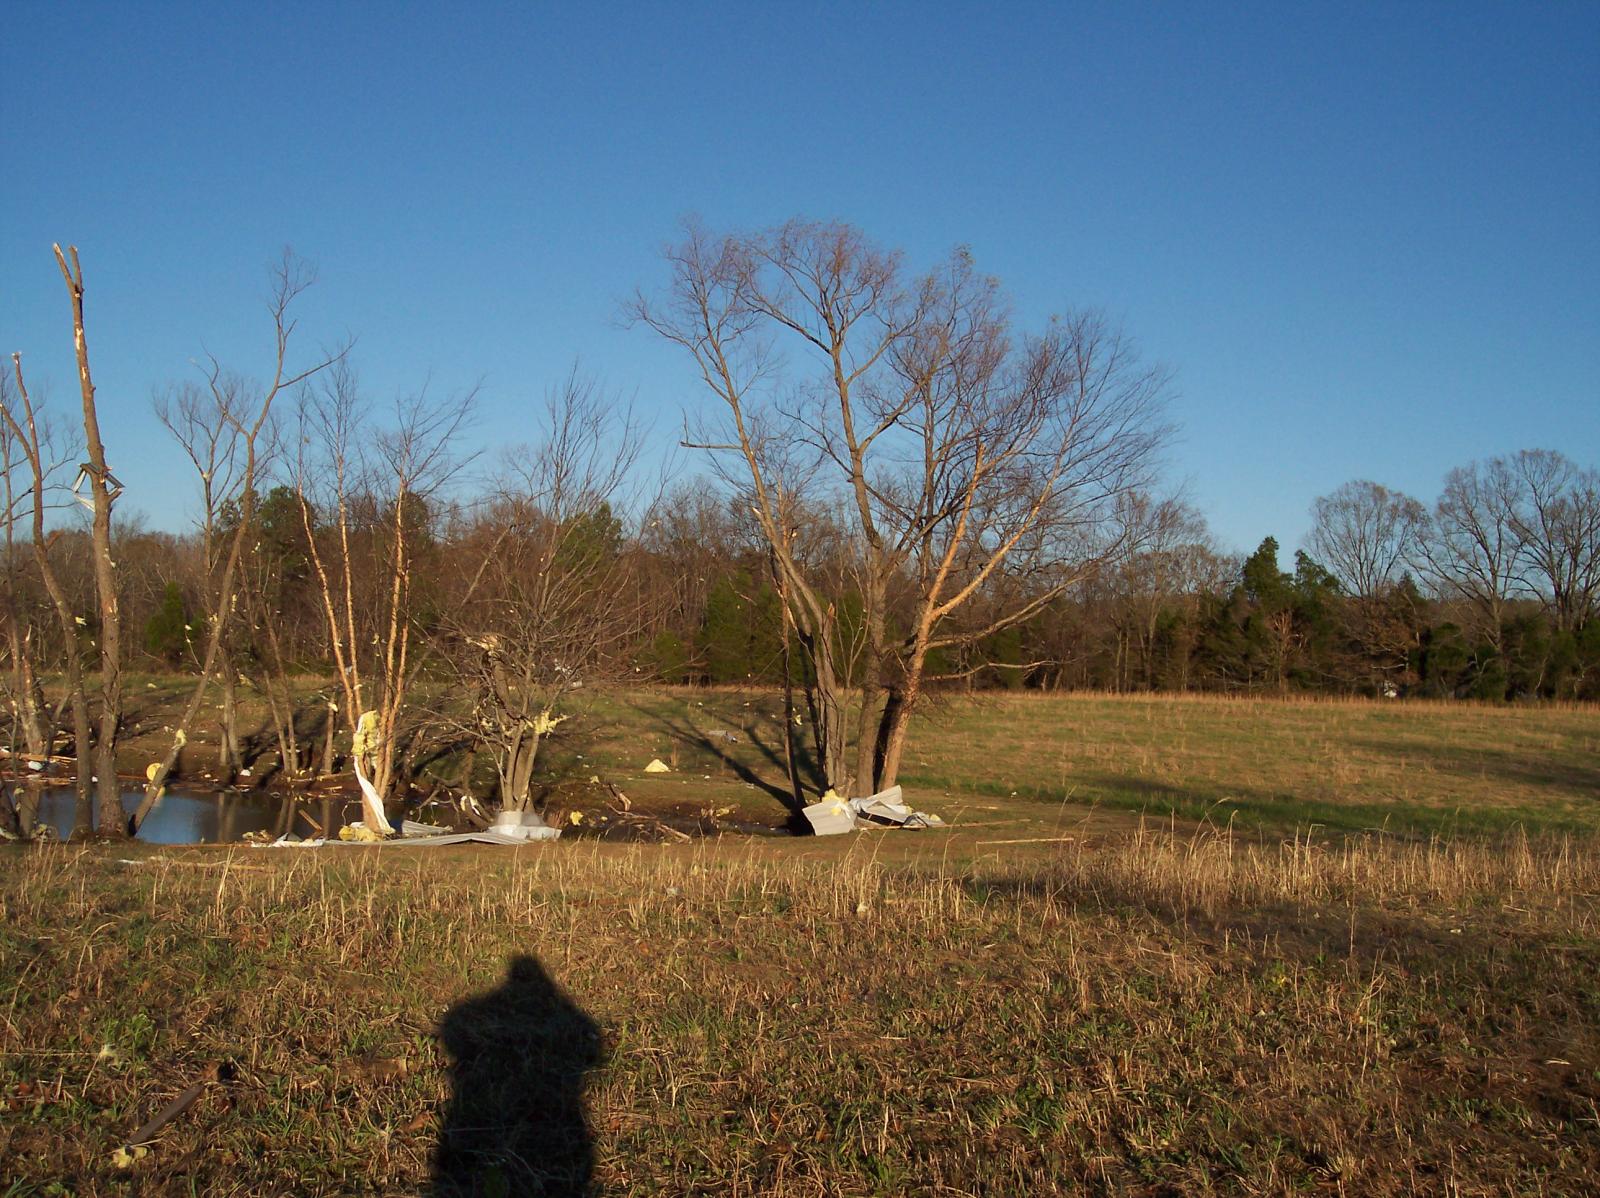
2, 831, 1598, 1195
84, 680, 1600, 842
8, 688, 1596, 1192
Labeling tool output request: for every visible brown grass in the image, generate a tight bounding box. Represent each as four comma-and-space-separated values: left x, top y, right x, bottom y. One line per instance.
3, 829, 1598, 1195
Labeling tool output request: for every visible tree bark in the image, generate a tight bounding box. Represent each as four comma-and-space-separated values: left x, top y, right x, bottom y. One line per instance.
55, 246, 124, 837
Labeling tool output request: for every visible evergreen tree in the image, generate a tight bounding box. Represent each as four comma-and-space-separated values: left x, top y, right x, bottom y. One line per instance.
144, 581, 193, 666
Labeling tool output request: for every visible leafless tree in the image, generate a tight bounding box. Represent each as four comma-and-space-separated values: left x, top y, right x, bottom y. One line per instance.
1309, 480, 1427, 600
130, 253, 342, 835
1416, 458, 1524, 655
1103, 493, 1223, 690
51, 246, 129, 835
430, 370, 652, 813
0, 370, 52, 764
635, 219, 1167, 797
1505, 449, 1600, 634
1309, 479, 1428, 687
3, 356, 96, 833
294, 362, 477, 827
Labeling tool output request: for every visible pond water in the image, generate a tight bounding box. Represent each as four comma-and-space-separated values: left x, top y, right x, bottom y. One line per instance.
16, 785, 364, 844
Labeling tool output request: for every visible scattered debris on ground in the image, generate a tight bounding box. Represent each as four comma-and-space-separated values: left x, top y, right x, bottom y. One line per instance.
251, 818, 561, 848
801, 785, 946, 836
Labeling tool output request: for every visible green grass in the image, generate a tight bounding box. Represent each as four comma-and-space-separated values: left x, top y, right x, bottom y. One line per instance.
2, 833, 1597, 1195
553, 687, 1600, 840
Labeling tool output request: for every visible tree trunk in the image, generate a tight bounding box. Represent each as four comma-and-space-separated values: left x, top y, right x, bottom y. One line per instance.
874, 672, 922, 793
777, 599, 805, 813
218, 660, 242, 779
798, 626, 852, 796
6, 625, 49, 759
499, 726, 542, 813
55, 247, 124, 837
321, 702, 337, 775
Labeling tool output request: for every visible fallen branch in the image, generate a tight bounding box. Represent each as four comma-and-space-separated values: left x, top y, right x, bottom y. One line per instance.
123, 1061, 235, 1152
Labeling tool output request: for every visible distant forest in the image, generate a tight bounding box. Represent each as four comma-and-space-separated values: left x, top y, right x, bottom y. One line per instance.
12, 450, 1598, 705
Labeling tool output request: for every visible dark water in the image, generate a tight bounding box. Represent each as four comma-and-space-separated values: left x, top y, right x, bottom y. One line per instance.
18, 784, 362, 844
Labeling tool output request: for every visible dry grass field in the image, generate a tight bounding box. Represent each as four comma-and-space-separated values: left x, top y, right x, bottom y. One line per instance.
2, 831, 1597, 1195
4, 688, 1598, 1194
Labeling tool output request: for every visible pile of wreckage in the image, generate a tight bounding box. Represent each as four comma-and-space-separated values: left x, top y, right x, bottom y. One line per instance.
800, 785, 945, 835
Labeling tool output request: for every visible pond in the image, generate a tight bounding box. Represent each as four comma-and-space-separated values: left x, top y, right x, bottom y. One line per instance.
15, 784, 364, 845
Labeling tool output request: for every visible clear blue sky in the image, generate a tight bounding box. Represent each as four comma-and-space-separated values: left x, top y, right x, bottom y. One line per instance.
4, 1, 1597, 556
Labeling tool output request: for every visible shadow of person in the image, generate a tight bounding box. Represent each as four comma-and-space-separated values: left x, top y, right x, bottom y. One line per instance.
433, 955, 603, 1197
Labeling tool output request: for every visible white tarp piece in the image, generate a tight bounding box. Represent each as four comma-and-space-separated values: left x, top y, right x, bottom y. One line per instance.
802, 786, 946, 836
644, 758, 672, 773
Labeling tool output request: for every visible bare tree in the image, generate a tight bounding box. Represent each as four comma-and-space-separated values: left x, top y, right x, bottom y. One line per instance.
636, 219, 1167, 797
3, 356, 96, 833
1309, 479, 1428, 688
51, 246, 128, 835
294, 363, 477, 830
1309, 480, 1427, 600
1103, 493, 1222, 691
1416, 458, 1523, 656
1505, 449, 1600, 634
0, 370, 51, 763
431, 370, 651, 814
130, 253, 341, 835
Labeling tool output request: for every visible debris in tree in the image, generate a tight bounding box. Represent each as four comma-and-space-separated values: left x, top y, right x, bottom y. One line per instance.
351, 710, 397, 836
644, 758, 671, 773
457, 792, 490, 829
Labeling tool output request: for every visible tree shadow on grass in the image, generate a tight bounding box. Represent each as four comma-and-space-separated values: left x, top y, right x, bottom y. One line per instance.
623, 696, 817, 813
434, 955, 603, 1197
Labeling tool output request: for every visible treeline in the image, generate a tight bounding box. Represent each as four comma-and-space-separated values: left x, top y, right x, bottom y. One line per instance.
630, 456, 1600, 702
3, 230, 1596, 838
16, 454, 1596, 718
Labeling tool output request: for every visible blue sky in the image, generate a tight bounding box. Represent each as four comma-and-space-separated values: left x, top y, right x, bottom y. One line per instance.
4, 1, 1596, 556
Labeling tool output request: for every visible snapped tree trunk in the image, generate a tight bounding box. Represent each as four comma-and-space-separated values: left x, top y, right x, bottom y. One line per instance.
55, 246, 124, 837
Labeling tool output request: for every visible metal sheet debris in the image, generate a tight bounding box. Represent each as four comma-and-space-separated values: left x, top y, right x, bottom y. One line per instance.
801, 786, 946, 835
801, 794, 857, 836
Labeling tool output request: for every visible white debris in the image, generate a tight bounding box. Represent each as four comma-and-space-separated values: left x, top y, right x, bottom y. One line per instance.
644, 758, 671, 773
802, 785, 946, 836
801, 791, 857, 836
491, 809, 562, 841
